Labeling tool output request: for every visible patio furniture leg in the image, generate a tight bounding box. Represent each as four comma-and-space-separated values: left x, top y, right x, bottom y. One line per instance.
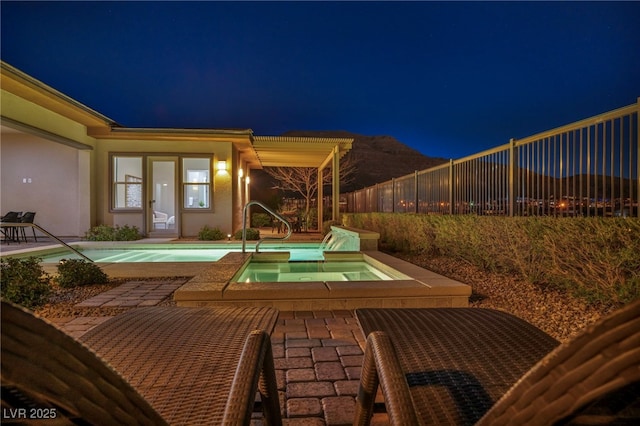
354, 333, 380, 426
258, 333, 282, 426
223, 330, 282, 425
355, 331, 419, 426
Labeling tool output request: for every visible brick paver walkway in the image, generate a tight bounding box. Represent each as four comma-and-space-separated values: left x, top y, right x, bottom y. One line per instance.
75, 279, 186, 308
51, 280, 390, 425
272, 310, 389, 425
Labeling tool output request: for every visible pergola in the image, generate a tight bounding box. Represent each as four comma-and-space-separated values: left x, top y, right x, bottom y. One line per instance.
243, 135, 354, 229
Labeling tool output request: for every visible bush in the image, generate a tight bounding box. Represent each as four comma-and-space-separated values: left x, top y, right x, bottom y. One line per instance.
0, 257, 51, 309
114, 225, 143, 241
198, 225, 226, 241
323, 220, 342, 235
85, 224, 142, 241
234, 228, 260, 240
252, 213, 272, 228
55, 259, 109, 288
343, 213, 640, 305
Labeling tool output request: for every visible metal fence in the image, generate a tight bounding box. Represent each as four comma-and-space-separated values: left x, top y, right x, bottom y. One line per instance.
343, 98, 640, 217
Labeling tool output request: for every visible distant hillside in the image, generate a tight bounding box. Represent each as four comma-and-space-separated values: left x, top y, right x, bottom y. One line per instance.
279, 130, 447, 192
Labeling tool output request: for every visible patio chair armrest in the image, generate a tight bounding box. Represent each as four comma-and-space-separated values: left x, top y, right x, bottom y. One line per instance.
1, 301, 167, 426
223, 330, 282, 425
478, 300, 640, 425
354, 331, 419, 426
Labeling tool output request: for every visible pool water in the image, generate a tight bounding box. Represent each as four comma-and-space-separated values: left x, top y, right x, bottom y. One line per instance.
233, 261, 405, 282
30, 243, 325, 263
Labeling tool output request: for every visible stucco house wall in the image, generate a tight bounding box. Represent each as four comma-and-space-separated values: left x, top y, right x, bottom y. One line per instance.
1, 62, 255, 238
1, 89, 95, 237
93, 138, 237, 237
2, 62, 351, 238
0, 133, 91, 237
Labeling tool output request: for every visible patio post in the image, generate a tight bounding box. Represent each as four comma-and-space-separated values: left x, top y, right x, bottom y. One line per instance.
332, 145, 340, 222
317, 166, 323, 232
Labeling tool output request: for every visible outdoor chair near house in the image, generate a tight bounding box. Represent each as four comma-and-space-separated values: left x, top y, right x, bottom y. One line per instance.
17, 211, 37, 242
354, 301, 640, 425
272, 217, 283, 233
153, 210, 169, 229
1, 211, 22, 243
1, 301, 283, 425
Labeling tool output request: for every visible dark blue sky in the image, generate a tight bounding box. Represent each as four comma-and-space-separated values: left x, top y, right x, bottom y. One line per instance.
2, 1, 639, 159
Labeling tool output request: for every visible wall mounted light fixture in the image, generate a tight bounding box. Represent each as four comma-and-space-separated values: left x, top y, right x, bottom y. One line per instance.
217, 161, 227, 172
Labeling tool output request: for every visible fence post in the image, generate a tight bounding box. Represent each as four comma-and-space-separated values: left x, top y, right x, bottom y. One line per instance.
391, 178, 396, 213
509, 138, 517, 216
414, 171, 419, 213
448, 159, 454, 215
636, 97, 640, 217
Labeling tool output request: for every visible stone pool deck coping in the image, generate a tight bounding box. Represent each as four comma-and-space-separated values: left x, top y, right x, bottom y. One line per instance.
173, 250, 471, 310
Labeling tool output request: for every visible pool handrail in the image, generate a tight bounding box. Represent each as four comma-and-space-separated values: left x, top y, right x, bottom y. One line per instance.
242, 201, 292, 253
0, 222, 93, 262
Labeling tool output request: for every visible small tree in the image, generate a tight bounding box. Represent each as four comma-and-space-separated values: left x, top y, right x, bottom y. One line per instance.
264, 154, 357, 229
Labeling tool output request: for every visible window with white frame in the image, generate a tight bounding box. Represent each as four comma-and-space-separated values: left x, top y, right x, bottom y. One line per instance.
183, 158, 211, 208
113, 156, 143, 209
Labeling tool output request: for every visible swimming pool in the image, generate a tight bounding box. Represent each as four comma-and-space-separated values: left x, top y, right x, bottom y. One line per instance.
232, 259, 410, 283
7, 243, 326, 263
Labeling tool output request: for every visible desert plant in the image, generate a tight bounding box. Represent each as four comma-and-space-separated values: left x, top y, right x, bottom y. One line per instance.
55, 259, 109, 288
85, 224, 116, 241
323, 220, 342, 235
114, 224, 143, 241
343, 213, 640, 305
198, 225, 226, 241
85, 224, 142, 241
234, 228, 260, 240
252, 213, 272, 228
0, 256, 51, 308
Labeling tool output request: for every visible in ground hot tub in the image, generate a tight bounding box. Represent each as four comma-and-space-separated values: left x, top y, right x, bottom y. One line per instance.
231, 255, 409, 283
174, 227, 472, 310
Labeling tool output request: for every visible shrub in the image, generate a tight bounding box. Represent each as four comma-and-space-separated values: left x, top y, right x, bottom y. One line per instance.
252, 213, 272, 228
85, 224, 142, 241
84, 224, 115, 241
55, 259, 109, 288
234, 228, 260, 240
0, 257, 51, 309
323, 220, 342, 235
198, 225, 226, 241
115, 225, 143, 241
343, 213, 640, 305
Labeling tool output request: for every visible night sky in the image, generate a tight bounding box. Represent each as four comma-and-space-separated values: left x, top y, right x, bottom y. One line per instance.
2, 1, 639, 160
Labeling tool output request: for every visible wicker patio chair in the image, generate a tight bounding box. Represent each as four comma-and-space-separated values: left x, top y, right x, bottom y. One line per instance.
1, 301, 282, 425
1, 211, 22, 243
354, 301, 640, 425
18, 211, 37, 242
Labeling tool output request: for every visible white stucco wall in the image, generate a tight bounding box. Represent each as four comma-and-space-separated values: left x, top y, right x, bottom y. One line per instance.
94, 139, 236, 237
0, 133, 90, 237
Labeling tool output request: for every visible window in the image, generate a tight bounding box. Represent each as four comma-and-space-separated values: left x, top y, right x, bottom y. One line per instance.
113, 156, 143, 209
183, 158, 211, 208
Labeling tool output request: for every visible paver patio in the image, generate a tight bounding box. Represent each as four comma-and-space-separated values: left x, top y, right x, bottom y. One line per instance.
1, 237, 394, 423
45, 279, 389, 425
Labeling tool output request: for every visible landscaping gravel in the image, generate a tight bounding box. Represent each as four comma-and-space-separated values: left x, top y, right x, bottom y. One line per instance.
33, 257, 617, 343
398, 253, 619, 342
